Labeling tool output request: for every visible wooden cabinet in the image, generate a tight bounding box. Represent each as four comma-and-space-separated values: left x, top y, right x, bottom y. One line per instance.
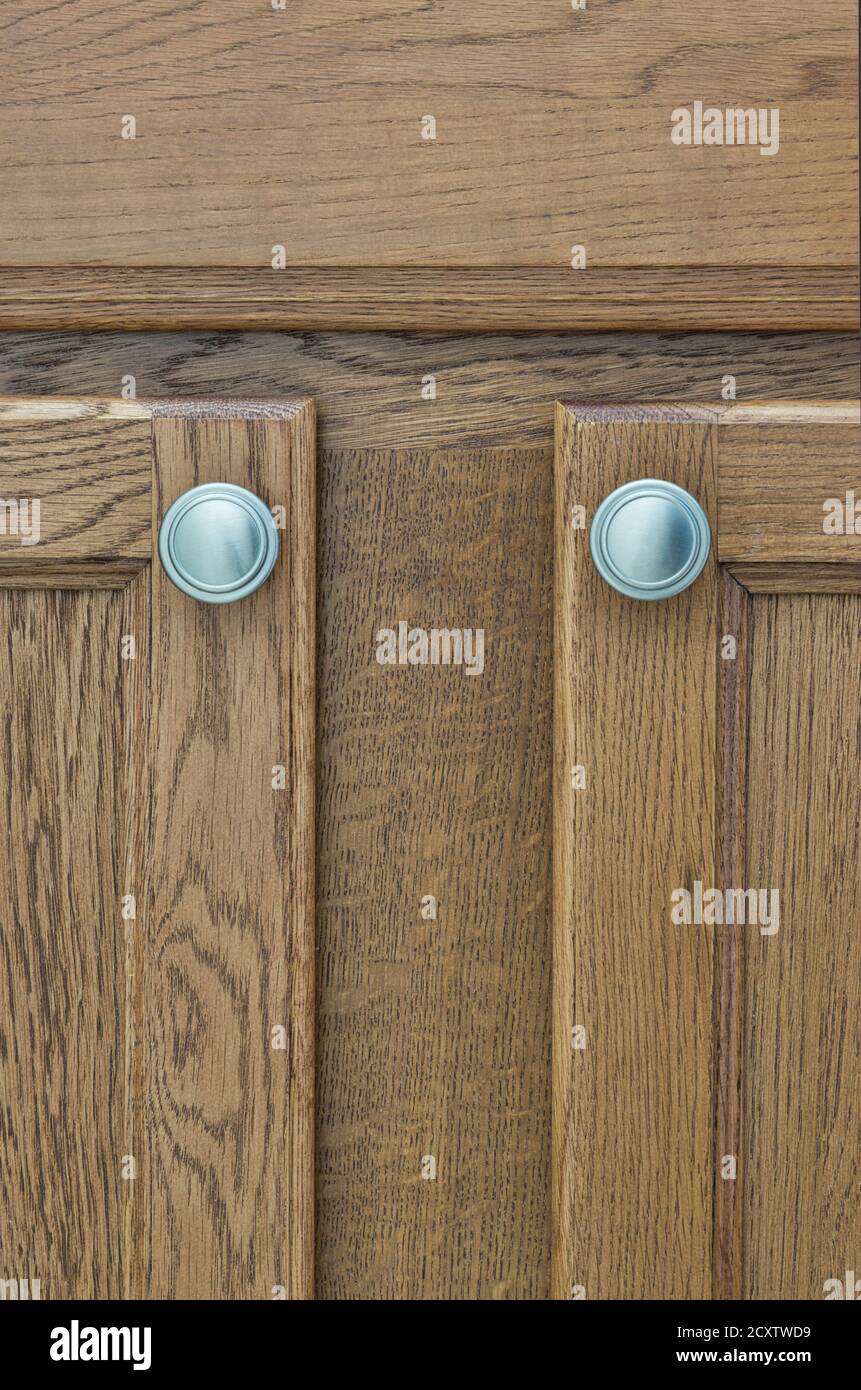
0, 2, 858, 1302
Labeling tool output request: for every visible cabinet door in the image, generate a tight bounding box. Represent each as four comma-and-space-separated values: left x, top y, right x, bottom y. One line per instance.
553, 400, 861, 1299
0, 396, 315, 1299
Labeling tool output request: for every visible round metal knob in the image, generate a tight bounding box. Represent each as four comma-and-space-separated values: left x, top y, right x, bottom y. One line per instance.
158, 482, 279, 604
589, 479, 710, 600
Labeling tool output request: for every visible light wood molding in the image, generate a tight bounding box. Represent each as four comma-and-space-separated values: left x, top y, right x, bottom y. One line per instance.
0, 396, 309, 422
0, 396, 151, 421
0, 268, 857, 333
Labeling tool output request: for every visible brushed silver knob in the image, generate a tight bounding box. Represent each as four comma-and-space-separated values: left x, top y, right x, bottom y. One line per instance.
589, 479, 710, 600
158, 482, 279, 603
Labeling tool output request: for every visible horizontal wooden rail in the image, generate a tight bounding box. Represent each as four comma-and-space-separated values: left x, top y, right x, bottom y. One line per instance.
0, 268, 857, 333
717, 403, 861, 591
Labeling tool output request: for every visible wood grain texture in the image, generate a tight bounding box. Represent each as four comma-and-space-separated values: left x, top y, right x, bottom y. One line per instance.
729, 562, 861, 593
554, 400, 861, 1301
552, 401, 861, 593
0, 397, 314, 1300
712, 571, 748, 1298
0, 337, 856, 1301
743, 596, 861, 1298
0, 344, 856, 1289
0, 332, 857, 453
0, 397, 150, 421
140, 404, 315, 1299
0, 589, 131, 1297
718, 413, 861, 578
0, 2, 856, 274
0, 268, 857, 333
316, 446, 551, 1299
122, 569, 150, 1301
553, 403, 718, 1299
0, 412, 151, 585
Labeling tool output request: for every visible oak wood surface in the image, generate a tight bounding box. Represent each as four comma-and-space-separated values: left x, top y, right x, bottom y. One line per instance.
552, 401, 861, 593
0, 337, 856, 1299
0, 397, 149, 421
140, 404, 315, 1298
0, 589, 130, 1297
0, 397, 315, 1299
0, 268, 857, 334
0, 414, 151, 585
553, 403, 719, 1299
0, 2, 855, 274
0, 332, 857, 452
554, 399, 861, 1301
717, 415, 861, 579
713, 572, 748, 1299
744, 596, 861, 1298
1, 341, 856, 1295
316, 445, 552, 1299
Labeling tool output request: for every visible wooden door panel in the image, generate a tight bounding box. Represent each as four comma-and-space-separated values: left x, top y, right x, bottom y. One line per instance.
0, 397, 315, 1300
0, 587, 133, 1297
744, 595, 861, 1298
316, 447, 551, 1300
0, 2, 855, 270
553, 400, 861, 1300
